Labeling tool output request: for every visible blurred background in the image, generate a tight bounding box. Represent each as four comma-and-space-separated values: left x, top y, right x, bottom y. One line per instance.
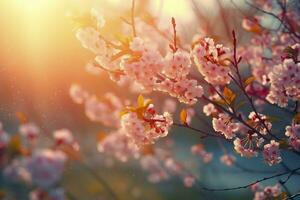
1, 0, 299, 200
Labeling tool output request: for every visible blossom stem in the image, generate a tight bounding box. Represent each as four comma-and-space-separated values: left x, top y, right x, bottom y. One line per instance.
231, 30, 280, 141
131, 0, 137, 37
201, 95, 269, 141
173, 123, 221, 139
197, 166, 300, 192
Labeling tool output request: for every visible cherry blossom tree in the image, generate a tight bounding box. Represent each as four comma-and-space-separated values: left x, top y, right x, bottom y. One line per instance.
1, 0, 300, 199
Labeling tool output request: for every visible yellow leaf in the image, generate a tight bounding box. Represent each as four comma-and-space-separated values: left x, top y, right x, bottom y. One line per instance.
279, 140, 289, 149
140, 145, 155, 155
15, 112, 28, 124
137, 94, 145, 107
59, 145, 81, 161
293, 113, 300, 124
280, 192, 287, 199
244, 76, 255, 86
96, 132, 107, 142
249, 25, 263, 34
119, 109, 130, 117
223, 87, 236, 104
180, 109, 187, 124
215, 99, 227, 106
8, 135, 23, 156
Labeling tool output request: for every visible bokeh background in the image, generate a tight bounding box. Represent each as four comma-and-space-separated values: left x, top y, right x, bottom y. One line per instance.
1, 0, 300, 199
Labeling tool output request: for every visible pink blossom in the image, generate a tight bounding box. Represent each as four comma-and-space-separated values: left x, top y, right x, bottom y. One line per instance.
212, 113, 239, 139
233, 136, 260, 158
183, 175, 196, 188
267, 59, 300, 107
164, 158, 184, 174
203, 103, 217, 116
84, 93, 123, 127
140, 155, 169, 183
53, 129, 74, 146
285, 124, 300, 150
252, 183, 281, 200
193, 37, 231, 85
248, 112, 272, 135
76, 27, 107, 54
121, 103, 173, 147
97, 130, 139, 162
220, 154, 236, 166
163, 50, 191, 79
263, 140, 282, 166
27, 149, 67, 188
19, 123, 40, 140
4, 159, 31, 183
191, 144, 213, 163
69, 84, 89, 104
162, 98, 177, 113
90, 8, 105, 29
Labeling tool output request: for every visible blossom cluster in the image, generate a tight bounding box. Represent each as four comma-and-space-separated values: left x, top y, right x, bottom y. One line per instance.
70, 1, 300, 198
267, 58, 300, 107
251, 183, 281, 200
70, 84, 123, 127
193, 37, 232, 85
1, 121, 77, 200
120, 98, 173, 147
285, 123, 300, 150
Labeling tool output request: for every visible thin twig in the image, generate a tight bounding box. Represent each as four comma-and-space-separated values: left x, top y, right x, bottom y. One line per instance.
131, 0, 137, 37
173, 123, 221, 139
197, 166, 300, 192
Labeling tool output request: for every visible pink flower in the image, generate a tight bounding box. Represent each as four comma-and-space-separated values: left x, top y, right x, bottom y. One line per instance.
140, 155, 169, 183
193, 37, 232, 85
164, 50, 191, 79
263, 140, 282, 166
251, 183, 262, 192
121, 105, 173, 147
212, 113, 239, 139
84, 93, 123, 127
4, 159, 31, 183
85, 61, 103, 75
191, 144, 213, 163
164, 158, 183, 174
163, 98, 177, 113
252, 183, 281, 200
242, 17, 262, 34
267, 59, 300, 107
233, 134, 262, 158
183, 175, 196, 188
27, 149, 67, 188
97, 130, 139, 162
248, 112, 272, 135
90, 8, 105, 29
53, 129, 74, 146
69, 84, 89, 104
285, 124, 300, 150
203, 103, 217, 116
76, 27, 106, 54
19, 123, 40, 140
220, 154, 236, 166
